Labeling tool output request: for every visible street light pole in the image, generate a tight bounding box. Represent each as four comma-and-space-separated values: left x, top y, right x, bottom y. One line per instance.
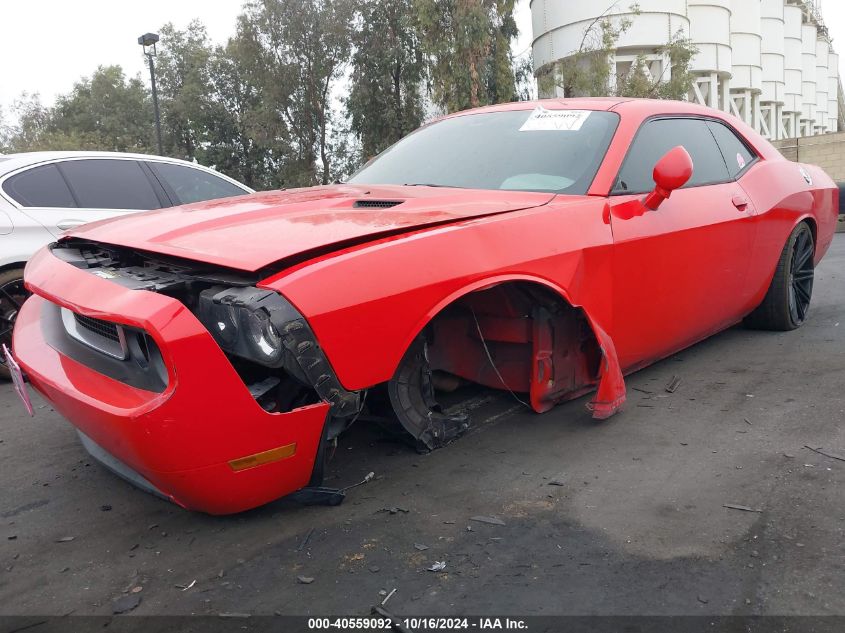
138, 32, 163, 155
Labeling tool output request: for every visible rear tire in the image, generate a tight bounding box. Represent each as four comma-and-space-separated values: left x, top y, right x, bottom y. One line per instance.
745, 222, 814, 331
0, 268, 29, 381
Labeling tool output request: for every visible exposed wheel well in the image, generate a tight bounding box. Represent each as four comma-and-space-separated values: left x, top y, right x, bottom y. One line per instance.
385, 280, 606, 449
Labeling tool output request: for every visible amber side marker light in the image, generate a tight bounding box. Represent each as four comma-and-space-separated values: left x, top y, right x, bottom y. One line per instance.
228, 443, 297, 472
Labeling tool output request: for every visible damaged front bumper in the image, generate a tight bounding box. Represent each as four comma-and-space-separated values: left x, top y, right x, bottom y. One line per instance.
14, 246, 333, 515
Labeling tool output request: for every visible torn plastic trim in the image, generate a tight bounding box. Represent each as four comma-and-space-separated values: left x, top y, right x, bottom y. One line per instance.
199, 286, 362, 418
582, 317, 626, 419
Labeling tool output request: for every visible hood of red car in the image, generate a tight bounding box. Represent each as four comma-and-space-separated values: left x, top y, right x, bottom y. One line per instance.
63, 184, 556, 271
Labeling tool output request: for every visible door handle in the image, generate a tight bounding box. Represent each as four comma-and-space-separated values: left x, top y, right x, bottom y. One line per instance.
731, 195, 749, 211
56, 219, 85, 231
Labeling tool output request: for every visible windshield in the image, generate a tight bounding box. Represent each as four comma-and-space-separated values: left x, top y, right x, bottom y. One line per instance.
348, 109, 619, 194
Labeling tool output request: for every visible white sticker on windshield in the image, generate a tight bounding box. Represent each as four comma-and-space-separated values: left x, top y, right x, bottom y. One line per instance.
519, 107, 592, 132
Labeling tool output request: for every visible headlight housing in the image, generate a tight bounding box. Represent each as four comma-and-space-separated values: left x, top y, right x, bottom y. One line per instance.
197, 284, 361, 418
198, 286, 298, 368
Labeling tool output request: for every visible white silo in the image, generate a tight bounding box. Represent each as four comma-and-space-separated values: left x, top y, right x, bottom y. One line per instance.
688, 0, 732, 110
815, 35, 830, 133
827, 51, 839, 133
801, 21, 818, 135
760, 0, 785, 139
782, 2, 804, 138
530, 0, 690, 98
529, 0, 840, 139
729, 0, 763, 127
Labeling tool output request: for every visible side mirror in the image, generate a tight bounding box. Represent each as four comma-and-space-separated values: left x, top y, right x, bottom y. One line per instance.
643, 146, 693, 210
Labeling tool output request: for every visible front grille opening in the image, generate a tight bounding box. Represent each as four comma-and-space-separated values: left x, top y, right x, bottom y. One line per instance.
353, 200, 403, 209
55, 305, 168, 392
74, 313, 120, 343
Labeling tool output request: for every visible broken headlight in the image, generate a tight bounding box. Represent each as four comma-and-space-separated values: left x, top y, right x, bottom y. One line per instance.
198, 286, 298, 368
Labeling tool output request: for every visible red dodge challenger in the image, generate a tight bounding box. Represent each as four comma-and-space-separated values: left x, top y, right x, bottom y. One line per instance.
8, 98, 838, 514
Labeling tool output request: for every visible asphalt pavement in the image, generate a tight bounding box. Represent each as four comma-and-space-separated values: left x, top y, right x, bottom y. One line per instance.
1, 235, 845, 617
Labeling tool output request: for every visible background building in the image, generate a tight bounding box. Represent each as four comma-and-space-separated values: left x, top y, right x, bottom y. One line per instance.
531, 0, 842, 139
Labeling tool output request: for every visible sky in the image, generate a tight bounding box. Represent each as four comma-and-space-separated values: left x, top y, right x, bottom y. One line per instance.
4, 0, 530, 117
0, 0, 841, 118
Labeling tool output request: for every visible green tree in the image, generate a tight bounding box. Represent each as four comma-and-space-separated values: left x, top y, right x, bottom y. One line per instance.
347, 0, 425, 158
49, 66, 154, 151
239, 0, 355, 186
0, 105, 9, 153
155, 21, 216, 160
414, 0, 520, 113
3, 93, 55, 151
204, 36, 283, 189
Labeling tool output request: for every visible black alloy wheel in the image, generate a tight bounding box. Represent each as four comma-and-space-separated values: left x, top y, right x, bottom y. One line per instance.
0, 271, 29, 380
788, 225, 815, 326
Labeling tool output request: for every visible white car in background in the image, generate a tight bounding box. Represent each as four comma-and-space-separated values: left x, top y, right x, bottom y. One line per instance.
0, 151, 253, 379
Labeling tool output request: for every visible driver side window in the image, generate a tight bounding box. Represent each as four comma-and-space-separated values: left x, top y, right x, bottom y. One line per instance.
613, 118, 730, 194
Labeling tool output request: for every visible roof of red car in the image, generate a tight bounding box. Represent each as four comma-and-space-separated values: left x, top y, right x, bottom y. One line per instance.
442, 97, 779, 161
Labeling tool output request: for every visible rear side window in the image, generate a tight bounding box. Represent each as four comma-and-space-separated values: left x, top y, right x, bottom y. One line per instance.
2, 164, 76, 207
59, 159, 162, 210
613, 118, 730, 194
148, 162, 246, 205
706, 121, 756, 178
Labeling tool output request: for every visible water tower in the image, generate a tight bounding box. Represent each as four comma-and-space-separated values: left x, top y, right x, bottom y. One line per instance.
529, 0, 842, 138
688, 0, 733, 110
760, 0, 786, 138
729, 0, 763, 128
782, 2, 804, 138
800, 19, 818, 135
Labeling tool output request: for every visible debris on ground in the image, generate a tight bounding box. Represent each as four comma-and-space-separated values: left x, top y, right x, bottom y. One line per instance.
632, 387, 654, 394
665, 376, 682, 393
379, 507, 410, 515
723, 503, 762, 513
414, 543, 429, 551
297, 528, 315, 551
297, 576, 315, 584
368, 565, 380, 573
342, 471, 375, 492
112, 594, 142, 614
804, 445, 845, 463
470, 516, 506, 526
744, 418, 752, 426
427, 561, 446, 572
100, 505, 112, 512
55, 536, 74, 543
697, 595, 709, 604
381, 588, 397, 606
175, 580, 196, 591
548, 478, 565, 486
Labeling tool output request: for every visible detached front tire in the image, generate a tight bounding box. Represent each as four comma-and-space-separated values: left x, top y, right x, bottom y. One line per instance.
745, 222, 815, 331
0, 268, 29, 381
